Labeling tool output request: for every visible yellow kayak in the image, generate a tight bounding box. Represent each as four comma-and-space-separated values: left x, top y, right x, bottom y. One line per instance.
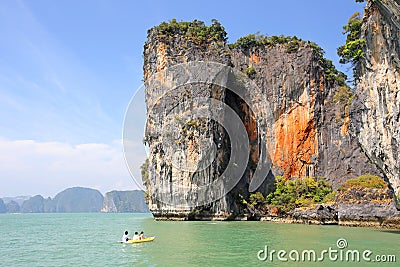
123, 237, 155, 244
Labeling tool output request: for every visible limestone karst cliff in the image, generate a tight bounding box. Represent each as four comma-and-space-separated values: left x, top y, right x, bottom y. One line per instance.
142, 1, 399, 220
18, 188, 104, 213
351, 0, 400, 202
101, 190, 149, 213
2, 188, 149, 213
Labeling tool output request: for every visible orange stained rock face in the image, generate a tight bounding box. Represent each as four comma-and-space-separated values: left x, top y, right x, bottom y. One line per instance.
143, 42, 168, 81
272, 103, 318, 178
341, 116, 350, 136
187, 138, 199, 164
240, 102, 259, 164
156, 42, 167, 74
319, 79, 324, 92
249, 51, 260, 65
241, 103, 258, 141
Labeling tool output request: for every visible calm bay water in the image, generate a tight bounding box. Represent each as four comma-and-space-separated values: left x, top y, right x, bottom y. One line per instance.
0, 213, 398, 266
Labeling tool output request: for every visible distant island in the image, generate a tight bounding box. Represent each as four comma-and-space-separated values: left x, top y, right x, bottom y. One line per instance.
0, 187, 150, 213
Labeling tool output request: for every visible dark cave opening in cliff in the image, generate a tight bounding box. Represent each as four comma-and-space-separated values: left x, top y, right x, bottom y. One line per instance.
223, 88, 260, 184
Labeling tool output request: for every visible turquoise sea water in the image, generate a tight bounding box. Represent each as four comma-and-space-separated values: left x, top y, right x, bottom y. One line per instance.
0, 213, 398, 266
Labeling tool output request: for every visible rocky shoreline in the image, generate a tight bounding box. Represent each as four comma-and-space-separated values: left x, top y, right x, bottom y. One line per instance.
263, 202, 400, 229
153, 187, 400, 229
153, 202, 400, 229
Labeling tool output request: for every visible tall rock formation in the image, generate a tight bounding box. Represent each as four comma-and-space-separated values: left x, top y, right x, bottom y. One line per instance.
101, 190, 149, 213
143, 21, 236, 219
6, 200, 20, 213
1, 196, 30, 206
142, 19, 384, 220
0, 199, 6, 213
20, 187, 104, 213
351, 0, 400, 201
21, 195, 50, 213
52, 187, 104, 212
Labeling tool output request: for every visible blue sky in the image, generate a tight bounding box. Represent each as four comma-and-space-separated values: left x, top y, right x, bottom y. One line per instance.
0, 0, 365, 198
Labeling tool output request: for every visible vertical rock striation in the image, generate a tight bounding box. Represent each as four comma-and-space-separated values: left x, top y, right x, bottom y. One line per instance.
143, 21, 234, 219
230, 42, 380, 189
142, 19, 383, 220
351, 0, 400, 201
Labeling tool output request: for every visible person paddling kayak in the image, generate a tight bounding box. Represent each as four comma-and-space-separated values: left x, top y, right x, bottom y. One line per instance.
122, 231, 131, 243
132, 232, 140, 240
139, 231, 145, 240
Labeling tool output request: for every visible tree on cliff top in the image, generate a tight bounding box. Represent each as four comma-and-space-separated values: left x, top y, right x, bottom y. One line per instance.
151, 19, 227, 43
337, 12, 365, 66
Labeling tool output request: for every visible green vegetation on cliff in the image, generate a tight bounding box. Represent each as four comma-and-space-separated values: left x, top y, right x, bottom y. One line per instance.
306, 41, 346, 85
239, 177, 335, 214
241, 174, 391, 216
140, 158, 149, 184
140, 159, 151, 202
229, 33, 346, 85
239, 191, 267, 212
341, 174, 387, 189
337, 174, 392, 207
150, 19, 347, 86
244, 66, 256, 77
265, 176, 334, 212
228, 33, 303, 52
150, 19, 227, 44
337, 12, 365, 65
334, 85, 354, 117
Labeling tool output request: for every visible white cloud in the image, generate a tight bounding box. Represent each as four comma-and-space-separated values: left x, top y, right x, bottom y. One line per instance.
0, 137, 146, 198
0, 1, 149, 197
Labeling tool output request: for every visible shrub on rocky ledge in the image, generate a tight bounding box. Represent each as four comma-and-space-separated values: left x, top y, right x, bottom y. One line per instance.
266, 176, 333, 212
244, 66, 256, 77
248, 192, 266, 210
342, 174, 387, 189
